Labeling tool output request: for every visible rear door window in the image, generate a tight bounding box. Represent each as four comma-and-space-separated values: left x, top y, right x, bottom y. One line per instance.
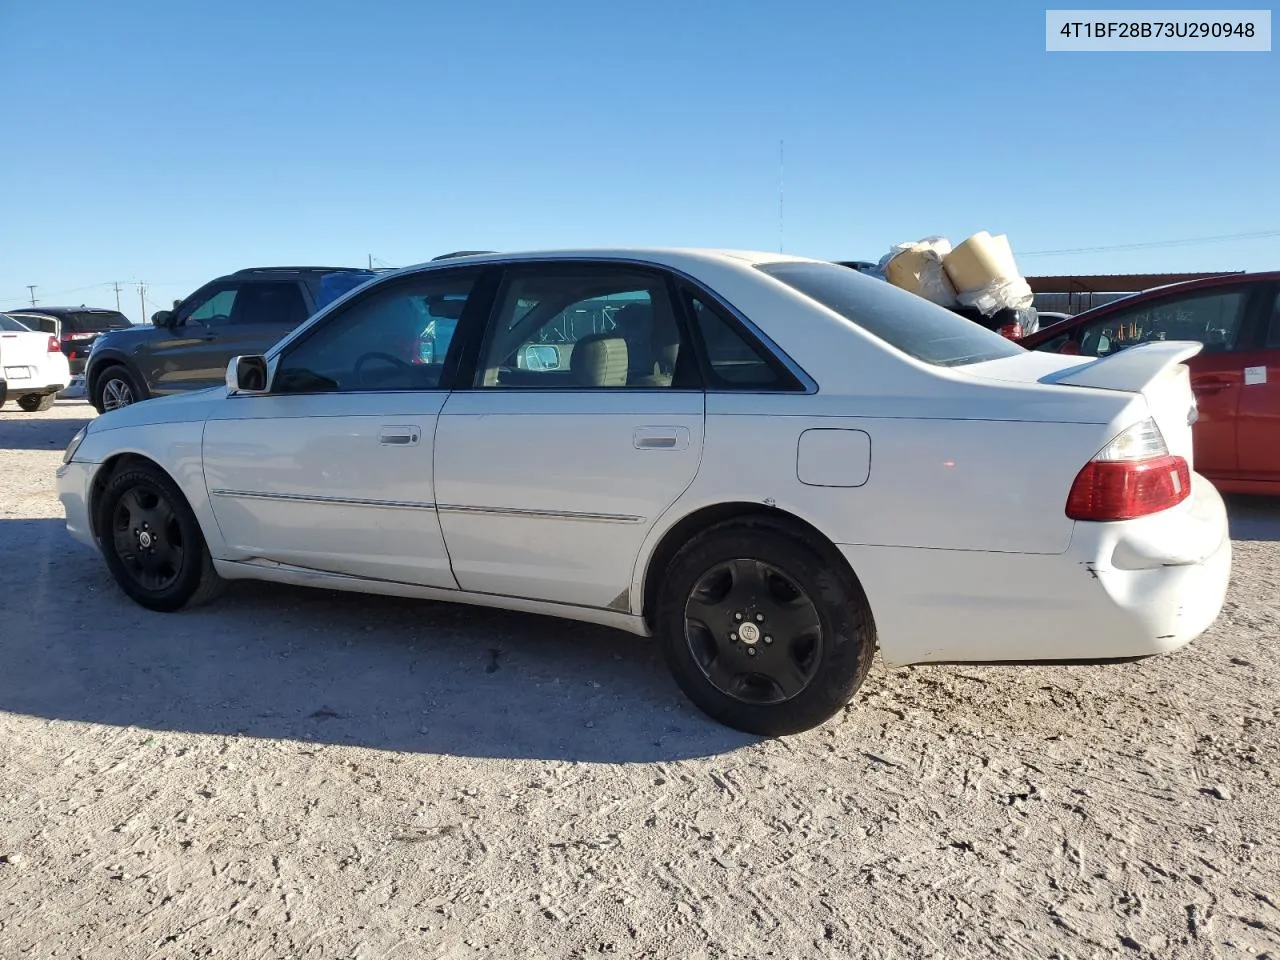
0, 314, 32, 332
475, 266, 694, 389
1057, 289, 1251, 358
229, 282, 310, 328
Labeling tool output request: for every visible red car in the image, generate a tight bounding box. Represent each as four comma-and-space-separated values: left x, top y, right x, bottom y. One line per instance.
1019, 271, 1280, 496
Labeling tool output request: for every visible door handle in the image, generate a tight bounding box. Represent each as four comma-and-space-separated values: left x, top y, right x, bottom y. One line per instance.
378, 425, 421, 446
1194, 376, 1234, 396
633, 426, 690, 451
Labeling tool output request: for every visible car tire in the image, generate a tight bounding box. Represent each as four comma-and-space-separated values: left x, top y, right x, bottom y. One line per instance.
17, 393, 57, 412
93, 365, 143, 413
655, 516, 876, 736
96, 461, 225, 612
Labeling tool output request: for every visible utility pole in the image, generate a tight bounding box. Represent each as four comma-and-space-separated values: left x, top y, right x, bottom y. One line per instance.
25, 284, 37, 306
137, 281, 146, 324
368, 253, 373, 270
112, 282, 122, 311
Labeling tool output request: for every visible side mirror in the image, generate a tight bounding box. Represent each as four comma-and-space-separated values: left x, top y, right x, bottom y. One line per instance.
226, 355, 269, 395
522, 343, 561, 371
151, 310, 173, 327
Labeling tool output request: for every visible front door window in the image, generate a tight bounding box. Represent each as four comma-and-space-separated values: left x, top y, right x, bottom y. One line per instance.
1044, 290, 1250, 357
181, 286, 238, 328
273, 272, 477, 394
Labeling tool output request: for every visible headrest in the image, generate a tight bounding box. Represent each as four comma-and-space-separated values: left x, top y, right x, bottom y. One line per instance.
571, 334, 629, 387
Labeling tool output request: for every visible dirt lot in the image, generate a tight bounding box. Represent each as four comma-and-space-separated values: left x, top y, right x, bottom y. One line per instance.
1, 400, 1278, 960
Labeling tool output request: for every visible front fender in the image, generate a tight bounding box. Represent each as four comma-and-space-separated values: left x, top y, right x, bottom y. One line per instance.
72, 422, 226, 559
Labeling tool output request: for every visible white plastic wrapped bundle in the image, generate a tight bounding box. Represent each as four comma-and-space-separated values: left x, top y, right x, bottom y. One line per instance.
878, 236, 959, 307
955, 275, 1036, 316
944, 231, 1035, 317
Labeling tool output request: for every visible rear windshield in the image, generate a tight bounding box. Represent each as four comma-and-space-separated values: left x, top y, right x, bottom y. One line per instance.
0, 314, 32, 332
756, 261, 1025, 367
63, 310, 132, 332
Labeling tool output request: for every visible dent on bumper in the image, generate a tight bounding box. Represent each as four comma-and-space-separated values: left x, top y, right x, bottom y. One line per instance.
840, 477, 1231, 665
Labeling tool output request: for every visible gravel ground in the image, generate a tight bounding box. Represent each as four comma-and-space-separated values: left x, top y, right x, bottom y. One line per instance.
2, 400, 1278, 960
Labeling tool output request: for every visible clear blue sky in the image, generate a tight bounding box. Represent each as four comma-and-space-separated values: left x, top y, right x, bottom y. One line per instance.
1, 0, 1276, 322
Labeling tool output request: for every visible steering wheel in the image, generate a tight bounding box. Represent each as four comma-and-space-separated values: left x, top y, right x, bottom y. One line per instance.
354, 351, 414, 386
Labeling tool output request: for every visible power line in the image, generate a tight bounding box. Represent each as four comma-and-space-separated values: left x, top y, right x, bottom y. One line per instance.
1021, 228, 1280, 258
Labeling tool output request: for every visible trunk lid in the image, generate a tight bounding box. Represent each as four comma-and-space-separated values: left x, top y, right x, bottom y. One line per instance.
0, 329, 52, 380
1039, 341, 1202, 464
958, 341, 1201, 463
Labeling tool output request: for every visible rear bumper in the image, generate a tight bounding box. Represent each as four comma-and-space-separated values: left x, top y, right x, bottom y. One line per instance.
3, 355, 71, 395
2, 376, 66, 394
842, 473, 1231, 665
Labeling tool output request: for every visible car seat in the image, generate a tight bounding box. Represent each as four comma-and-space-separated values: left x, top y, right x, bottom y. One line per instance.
570, 334, 628, 387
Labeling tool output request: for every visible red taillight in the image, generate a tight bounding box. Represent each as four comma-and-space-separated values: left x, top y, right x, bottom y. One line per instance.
1066, 454, 1191, 521
997, 322, 1023, 340
47, 335, 60, 353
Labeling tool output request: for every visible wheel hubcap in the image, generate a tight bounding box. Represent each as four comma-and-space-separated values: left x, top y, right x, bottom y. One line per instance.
111, 484, 184, 591
683, 558, 824, 705
102, 379, 133, 410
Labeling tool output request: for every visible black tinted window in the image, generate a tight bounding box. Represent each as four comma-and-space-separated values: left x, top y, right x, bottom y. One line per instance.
0, 314, 32, 332
64, 310, 131, 332
685, 293, 797, 389
757, 261, 1024, 367
231, 283, 310, 327
1266, 291, 1280, 349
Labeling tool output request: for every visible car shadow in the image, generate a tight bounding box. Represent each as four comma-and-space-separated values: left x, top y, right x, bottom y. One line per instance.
0, 401, 94, 451
1225, 495, 1280, 543
0, 519, 755, 762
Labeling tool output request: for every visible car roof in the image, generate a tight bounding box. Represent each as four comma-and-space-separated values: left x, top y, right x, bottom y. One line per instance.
226, 266, 371, 277
1026, 270, 1280, 342
382, 247, 816, 277
6, 305, 127, 316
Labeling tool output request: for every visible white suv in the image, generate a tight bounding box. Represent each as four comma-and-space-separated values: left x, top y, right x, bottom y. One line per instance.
0, 313, 72, 411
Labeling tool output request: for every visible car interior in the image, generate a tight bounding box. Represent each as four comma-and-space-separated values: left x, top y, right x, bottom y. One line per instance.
1049, 291, 1250, 357
267, 270, 785, 395
479, 276, 694, 389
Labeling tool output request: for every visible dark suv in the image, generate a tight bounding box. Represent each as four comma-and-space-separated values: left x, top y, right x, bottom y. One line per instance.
85, 266, 376, 413
5, 305, 133, 376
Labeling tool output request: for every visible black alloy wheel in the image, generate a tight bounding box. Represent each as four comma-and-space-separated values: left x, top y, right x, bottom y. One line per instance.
656, 517, 876, 736
684, 558, 824, 704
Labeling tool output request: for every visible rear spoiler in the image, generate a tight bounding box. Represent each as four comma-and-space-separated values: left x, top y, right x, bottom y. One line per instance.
1039, 341, 1203, 392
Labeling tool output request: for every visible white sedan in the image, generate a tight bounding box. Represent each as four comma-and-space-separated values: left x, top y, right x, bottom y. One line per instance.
1, 313, 72, 411
57, 250, 1230, 734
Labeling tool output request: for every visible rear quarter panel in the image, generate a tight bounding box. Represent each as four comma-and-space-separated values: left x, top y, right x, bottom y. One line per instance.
670, 394, 1120, 554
